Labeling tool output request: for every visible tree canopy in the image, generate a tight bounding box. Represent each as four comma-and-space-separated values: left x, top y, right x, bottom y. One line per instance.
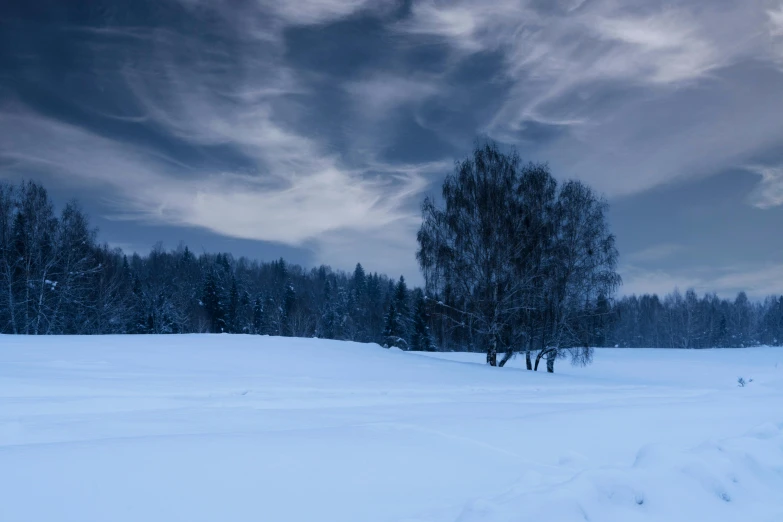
417, 142, 621, 371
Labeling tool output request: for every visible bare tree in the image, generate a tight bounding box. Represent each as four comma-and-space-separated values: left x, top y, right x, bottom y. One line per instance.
501, 163, 559, 369
533, 180, 620, 372
86, 246, 134, 334
10, 181, 60, 334
418, 143, 620, 372
0, 183, 19, 333
417, 143, 532, 366
47, 202, 102, 334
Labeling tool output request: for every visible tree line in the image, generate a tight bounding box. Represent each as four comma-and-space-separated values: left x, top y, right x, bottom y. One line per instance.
2, 144, 782, 369
0, 180, 433, 347
609, 290, 783, 349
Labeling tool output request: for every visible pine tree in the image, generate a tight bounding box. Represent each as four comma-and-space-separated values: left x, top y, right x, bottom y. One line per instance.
382, 302, 407, 348
201, 270, 225, 333
365, 273, 385, 343
410, 291, 434, 351
261, 294, 277, 335
226, 276, 239, 333
335, 286, 356, 340
252, 296, 263, 334
392, 276, 410, 342
350, 263, 369, 341
239, 290, 251, 333
282, 282, 296, 336
131, 274, 147, 334
353, 263, 366, 298
318, 280, 337, 339
382, 302, 396, 346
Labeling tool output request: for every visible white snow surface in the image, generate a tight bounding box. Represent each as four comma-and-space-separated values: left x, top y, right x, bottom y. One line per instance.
0, 335, 782, 522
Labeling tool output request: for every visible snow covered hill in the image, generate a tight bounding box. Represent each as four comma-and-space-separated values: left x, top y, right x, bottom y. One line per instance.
1, 335, 781, 522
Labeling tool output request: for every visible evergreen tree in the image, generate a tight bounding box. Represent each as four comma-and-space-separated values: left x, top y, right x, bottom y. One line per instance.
382, 302, 397, 347
410, 291, 434, 351
335, 286, 356, 340
365, 272, 385, 343
258, 295, 280, 335
318, 280, 337, 339
282, 281, 296, 336
239, 290, 251, 333
351, 263, 369, 341
590, 293, 611, 347
392, 276, 410, 343
261, 294, 277, 335
130, 274, 147, 334
201, 270, 225, 333
382, 301, 407, 349
353, 263, 366, 298
252, 296, 263, 334
226, 276, 239, 333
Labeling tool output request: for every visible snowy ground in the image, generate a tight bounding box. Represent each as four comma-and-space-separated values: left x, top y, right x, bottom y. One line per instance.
1, 336, 781, 522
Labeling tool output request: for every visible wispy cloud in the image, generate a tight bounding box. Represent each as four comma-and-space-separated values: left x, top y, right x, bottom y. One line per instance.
345, 75, 440, 117
0, 101, 434, 276
0, 2, 459, 279
770, 3, 783, 35
399, 0, 783, 199
261, 0, 389, 26
619, 266, 702, 297
402, 1, 737, 97
747, 164, 783, 208
770, 3, 783, 62
710, 263, 783, 297
627, 243, 686, 263
588, 10, 722, 84
175, 0, 392, 36
620, 262, 783, 299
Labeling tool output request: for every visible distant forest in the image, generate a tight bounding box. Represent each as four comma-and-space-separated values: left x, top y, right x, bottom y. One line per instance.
1, 175, 781, 351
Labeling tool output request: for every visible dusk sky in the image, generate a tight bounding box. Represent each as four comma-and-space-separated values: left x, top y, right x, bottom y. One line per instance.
2, 0, 783, 297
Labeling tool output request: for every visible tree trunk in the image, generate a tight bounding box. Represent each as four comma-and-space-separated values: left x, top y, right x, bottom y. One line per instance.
486, 347, 497, 366
499, 349, 513, 367
4, 268, 18, 334
486, 335, 498, 366
24, 269, 31, 335
546, 349, 556, 373
534, 349, 545, 371
35, 270, 49, 335
534, 332, 549, 371
525, 350, 532, 370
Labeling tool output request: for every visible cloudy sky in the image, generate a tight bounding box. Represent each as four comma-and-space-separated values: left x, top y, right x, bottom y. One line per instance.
2, 0, 783, 298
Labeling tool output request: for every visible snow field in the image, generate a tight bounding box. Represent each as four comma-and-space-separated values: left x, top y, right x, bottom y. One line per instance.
0, 335, 781, 522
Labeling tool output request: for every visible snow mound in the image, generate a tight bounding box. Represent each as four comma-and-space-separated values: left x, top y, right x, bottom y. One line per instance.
454, 423, 783, 522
